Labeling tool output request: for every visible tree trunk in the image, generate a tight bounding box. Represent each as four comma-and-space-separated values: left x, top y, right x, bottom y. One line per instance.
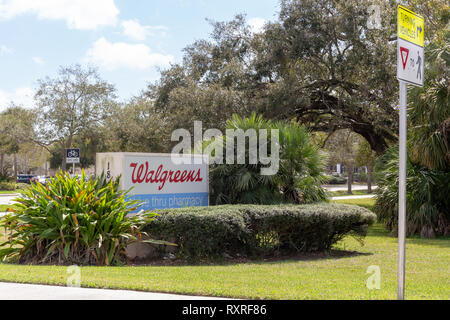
367, 167, 372, 193
61, 135, 73, 172
93, 144, 97, 178
347, 165, 354, 195
61, 145, 66, 172
13, 153, 18, 180
66, 135, 73, 173
0, 153, 4, 176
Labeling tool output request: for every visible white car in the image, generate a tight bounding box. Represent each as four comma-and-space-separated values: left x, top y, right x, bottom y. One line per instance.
31, 175, 51, 185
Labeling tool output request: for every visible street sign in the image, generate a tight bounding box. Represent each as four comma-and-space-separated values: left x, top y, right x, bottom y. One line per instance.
397, 5, 424, 87
397, 38, 424, 86
396, 5, 425, 301
66, 148, 80, 164
398, 5, 424, 47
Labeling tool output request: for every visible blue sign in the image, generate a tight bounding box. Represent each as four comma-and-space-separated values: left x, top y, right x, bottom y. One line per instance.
129, 192, 209, 211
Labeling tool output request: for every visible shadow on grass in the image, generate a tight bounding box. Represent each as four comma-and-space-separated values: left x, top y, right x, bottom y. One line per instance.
131, 249, 374, 267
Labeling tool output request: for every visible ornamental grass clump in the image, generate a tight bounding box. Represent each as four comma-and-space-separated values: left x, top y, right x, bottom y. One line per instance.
0, 171, 167, 266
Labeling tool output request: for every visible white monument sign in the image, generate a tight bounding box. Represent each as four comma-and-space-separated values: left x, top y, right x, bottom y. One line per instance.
96, 153, 209, 212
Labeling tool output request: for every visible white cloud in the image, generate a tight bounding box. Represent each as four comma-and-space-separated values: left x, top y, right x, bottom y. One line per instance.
0, 0, 119, 30
0, 45, 13, 55
248, 17, 266, 34
0, 87, 35, 111
32, 57, 44, 65
85, 37, 174, 70
121, 19, 168, 41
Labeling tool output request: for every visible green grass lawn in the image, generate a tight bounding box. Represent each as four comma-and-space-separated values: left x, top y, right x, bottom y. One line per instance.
332, 198, 376, 211
0, 190, 15, 194
0, 189, 26, 194
0, 204, 18, 212
0, 198, 448, 300
328, 189, 375, 197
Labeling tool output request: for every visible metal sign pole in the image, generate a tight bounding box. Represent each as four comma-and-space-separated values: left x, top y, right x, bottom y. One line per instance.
398, 80, 407, 300
396, 5, 424, 300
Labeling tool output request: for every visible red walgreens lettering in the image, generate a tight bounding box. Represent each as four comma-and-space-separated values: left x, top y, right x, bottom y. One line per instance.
130, 162, 203, 190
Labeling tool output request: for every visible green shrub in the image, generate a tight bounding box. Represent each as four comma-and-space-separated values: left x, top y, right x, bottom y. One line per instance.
146, 206, 250, 259
0, 181, 17, 191
145, 204, 375, 260
356, 172, 368, 183
375, 147, 450, 237
206, 113, 328, 205
16, 183, 30, 190
0, 174, 12, 182
0, 171, 168, 266
324, 175, 347, 185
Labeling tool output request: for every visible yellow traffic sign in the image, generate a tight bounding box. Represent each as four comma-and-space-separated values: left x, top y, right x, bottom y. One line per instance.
398, 5, 424, 47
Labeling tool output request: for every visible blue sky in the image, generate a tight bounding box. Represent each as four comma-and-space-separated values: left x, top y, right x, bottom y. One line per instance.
0, 0, 280, 111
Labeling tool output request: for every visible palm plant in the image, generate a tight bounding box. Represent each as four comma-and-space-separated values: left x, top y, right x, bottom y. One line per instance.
375, 147, 450, 237
275, 121, 327, 203
207, 113, 327, 205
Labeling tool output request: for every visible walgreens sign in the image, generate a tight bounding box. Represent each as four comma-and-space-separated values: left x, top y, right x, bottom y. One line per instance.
96, 153, 209, 212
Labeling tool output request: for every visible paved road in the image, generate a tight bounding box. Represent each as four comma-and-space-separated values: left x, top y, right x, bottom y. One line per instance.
0, 194, 17, 205
0, 282, 230, 300
0, 194, 18, 217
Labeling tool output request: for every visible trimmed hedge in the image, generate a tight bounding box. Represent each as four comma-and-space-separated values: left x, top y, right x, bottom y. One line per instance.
144, 204, 376, 259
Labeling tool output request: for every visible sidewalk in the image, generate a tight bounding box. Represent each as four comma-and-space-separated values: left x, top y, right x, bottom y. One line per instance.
0, 194, 18, 217
330, 194, 376, 200
0, 194, 17, 205
323, 185, 378, 192
0, 282, 229, 300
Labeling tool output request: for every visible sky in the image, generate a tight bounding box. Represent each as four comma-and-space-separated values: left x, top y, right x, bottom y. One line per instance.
0, 0, 280, 111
